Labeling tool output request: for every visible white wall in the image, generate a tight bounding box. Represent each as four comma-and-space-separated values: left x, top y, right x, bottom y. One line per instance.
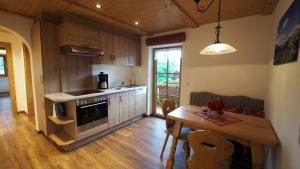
0, 11, 33, 48
265, 0, 300, 169
0, 77, 9, 92
92, 64, 134, 88
0, 32, 28, 112
137, 14, 274, 106
0, 12, 39, 130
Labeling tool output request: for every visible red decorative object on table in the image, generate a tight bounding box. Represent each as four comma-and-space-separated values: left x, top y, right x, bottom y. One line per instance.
207, 99, 224, 115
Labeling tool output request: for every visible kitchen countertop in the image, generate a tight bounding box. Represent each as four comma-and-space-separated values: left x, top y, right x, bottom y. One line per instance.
45, 86, 147, 103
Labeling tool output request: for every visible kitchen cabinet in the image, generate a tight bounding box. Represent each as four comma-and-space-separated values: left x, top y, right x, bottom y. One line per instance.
45, 87, 147, 149
128, 91, 136, 119
108, 88, 146, 127
60, 22, 141, 66
100, 31, 115, 64
128, 39, 141, 66
108, 94, 120, 127
59, 22, 100, 49
119, 92, 130, 123
58, 14, 141, 67
135, 88, 147, 116
113, 34, 126, 65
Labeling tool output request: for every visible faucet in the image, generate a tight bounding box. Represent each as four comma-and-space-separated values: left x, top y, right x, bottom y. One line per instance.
121, 81, 125, 88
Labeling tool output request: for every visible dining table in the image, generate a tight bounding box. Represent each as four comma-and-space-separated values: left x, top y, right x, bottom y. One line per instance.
165, 105, 279, 169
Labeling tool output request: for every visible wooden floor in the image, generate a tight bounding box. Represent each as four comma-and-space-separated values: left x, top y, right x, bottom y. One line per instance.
0, 96, 186, 169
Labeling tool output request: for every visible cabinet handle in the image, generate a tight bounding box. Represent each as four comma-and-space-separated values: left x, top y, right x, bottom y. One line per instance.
119, 95, 122, 103
108, 98, 111, 105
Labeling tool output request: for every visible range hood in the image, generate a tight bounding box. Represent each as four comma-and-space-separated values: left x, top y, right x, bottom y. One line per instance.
60, 45, 104, 57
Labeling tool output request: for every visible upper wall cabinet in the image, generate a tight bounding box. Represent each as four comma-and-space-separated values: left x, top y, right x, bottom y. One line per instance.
128, 38, 141, 66
99, 31, 115, 64
59, 22, 100, 49
59, 20, 141, 67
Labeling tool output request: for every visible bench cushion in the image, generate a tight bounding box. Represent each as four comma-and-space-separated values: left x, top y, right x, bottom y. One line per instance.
190, 92, 264, 117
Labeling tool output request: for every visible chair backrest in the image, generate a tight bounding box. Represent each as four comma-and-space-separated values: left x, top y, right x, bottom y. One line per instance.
162, 99, 176, 117
162, 99, 176, 128
187, 130, 234, 169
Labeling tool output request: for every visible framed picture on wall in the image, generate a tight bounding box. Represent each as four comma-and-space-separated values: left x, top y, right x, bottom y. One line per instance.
274, 0, 300, 65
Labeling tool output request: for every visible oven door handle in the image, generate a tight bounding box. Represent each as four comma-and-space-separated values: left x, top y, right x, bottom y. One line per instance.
79, 102, 107, 109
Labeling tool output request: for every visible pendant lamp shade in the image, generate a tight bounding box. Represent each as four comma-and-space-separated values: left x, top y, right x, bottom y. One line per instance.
200, 42, 237, 55
195, 0, 237, 55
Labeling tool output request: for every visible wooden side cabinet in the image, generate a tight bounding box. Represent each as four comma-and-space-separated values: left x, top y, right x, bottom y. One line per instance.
32, 15, 62, 134
108, 93, 120, 128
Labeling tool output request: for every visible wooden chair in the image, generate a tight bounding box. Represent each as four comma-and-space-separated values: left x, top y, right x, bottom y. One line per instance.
160, 99, 191, 160
187, 130, 234, 169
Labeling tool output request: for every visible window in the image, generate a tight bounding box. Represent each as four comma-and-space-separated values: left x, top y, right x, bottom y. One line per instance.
0, 48, 7, 76
154, 46, 182, 115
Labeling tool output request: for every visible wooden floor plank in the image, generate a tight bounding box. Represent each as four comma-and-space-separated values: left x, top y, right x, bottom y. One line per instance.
0, 96, 186, 169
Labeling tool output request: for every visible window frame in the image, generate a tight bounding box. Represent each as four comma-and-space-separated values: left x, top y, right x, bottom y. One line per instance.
0, 54, 8, 77
154, 46, 182, 107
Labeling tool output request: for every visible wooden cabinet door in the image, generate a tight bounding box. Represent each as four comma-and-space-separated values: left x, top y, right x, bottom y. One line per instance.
128, 39, 141, 66
41, 19, 61, 94
113, 34, 127, 65
59, 22, 100, 49
119, 92, 129, 123
100, 31, 115, 64
128, 91, 136, 119
135, 88, 147, 116
108, 94, 120, 127
127, 39, 134, 66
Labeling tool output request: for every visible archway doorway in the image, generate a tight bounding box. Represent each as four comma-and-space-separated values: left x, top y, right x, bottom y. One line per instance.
0, 27, 35, 118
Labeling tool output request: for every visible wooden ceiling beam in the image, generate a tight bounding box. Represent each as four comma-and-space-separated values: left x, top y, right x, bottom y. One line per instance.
263, 0, 279, 15
62, 0, 151, 35
170, 0, 199, 28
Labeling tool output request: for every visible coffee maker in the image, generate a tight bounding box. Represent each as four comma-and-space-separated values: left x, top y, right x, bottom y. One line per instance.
97, 72, 108, 89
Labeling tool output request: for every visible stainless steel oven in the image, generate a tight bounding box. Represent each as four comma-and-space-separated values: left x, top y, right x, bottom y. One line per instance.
76, 95, 108, 133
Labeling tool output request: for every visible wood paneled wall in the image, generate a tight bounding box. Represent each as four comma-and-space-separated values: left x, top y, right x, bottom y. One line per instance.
61, 55, 93, 92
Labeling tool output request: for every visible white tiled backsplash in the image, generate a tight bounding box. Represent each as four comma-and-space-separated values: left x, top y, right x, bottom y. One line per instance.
92, 64, 134, 88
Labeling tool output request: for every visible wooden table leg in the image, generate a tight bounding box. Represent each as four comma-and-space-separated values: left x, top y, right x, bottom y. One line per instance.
166, 121, 182, 169
251, 142, 264, 169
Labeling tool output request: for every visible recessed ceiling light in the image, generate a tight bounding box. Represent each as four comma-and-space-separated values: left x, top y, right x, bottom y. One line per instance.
96, 4, 101, 9
134, 21, 139, 25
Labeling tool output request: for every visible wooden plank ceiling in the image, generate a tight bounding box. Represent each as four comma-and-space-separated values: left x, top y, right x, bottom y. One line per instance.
0, 0, 278, 35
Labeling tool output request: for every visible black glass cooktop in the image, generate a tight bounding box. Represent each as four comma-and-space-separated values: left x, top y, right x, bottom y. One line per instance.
66, 89, 104, 96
